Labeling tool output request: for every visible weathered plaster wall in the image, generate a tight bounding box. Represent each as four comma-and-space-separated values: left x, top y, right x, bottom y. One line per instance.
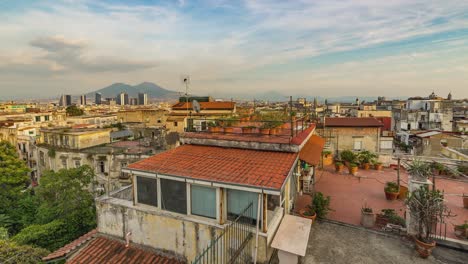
96, 199, 272, 263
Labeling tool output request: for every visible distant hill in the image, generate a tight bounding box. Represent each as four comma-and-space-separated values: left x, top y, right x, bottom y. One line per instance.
86, 82, 179, 100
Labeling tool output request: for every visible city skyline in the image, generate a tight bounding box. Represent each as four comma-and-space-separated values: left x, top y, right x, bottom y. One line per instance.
1, 0, 468, 99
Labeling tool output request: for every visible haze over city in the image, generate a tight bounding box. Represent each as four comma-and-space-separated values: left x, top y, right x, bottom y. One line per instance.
1, 0, 468, 100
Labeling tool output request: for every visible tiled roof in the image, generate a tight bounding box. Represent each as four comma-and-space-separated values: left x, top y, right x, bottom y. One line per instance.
325, 117, 383, 127
42, 229, 98, 261
172, 101, 235, 110
127, 144, 297, 190
68, 236, 183, 264
299, 135, 325, 166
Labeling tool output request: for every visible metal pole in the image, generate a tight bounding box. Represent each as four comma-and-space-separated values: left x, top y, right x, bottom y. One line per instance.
290, 96, 293, 138
397, 157, 401, 191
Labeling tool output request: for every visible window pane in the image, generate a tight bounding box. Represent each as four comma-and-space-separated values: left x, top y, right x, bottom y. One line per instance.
227, 189, 258, 221
161, 179, 187, 214
137, 176, 157, 207
191, 185, 216, 219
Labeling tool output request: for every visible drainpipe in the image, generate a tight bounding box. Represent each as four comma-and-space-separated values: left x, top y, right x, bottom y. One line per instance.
254, 192, 262, 264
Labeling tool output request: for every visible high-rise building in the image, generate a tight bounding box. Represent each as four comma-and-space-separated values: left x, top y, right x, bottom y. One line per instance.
138, 93, 148, 105
95, 93, 102, 105
80, 95, 87, 105
59, 94, 72, 107
116, 92, 129, 105
130, 98, 138, 105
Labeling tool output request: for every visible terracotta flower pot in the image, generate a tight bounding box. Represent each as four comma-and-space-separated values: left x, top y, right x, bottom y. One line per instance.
299, 209, 317, 224
374, 164, 383, 170
224, 127, 234, 133
270, 128, 280, 135
414, 237, 436, 258
323, 155, 333, 166
241, 127, 253, 134
398, 185, 408, 200
361, 211, 375, 228
385, 191, 399, 201
260, 128, 270, 135
463, 196, 468, 209
208, 127, 216, 132
362, 163, 370, 170
335, 164, 344, 172
348, 166, 358, 175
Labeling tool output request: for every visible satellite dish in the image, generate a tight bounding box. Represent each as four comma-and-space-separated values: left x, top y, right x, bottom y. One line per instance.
192, 100, 201, 113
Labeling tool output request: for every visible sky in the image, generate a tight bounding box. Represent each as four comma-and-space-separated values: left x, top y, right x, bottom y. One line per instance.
1, 0, 468, 100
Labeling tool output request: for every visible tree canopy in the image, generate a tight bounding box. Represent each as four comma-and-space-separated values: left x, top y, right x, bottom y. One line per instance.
12, 166, 97, 251
0, 240, 49, 264
0, 141, 30, 234
65, 105, 84, 116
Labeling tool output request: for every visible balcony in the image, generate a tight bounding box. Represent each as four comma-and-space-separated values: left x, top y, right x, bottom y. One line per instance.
181, 117, 315, 152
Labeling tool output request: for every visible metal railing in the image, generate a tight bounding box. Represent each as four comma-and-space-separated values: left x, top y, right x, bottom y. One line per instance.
192, 203, 255, 264
186, 116, 311, 141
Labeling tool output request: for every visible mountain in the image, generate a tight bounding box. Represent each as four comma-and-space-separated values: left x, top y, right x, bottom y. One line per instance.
86, 82, 179, 99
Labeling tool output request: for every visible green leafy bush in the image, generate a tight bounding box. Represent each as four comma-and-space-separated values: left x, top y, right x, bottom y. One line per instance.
358, 150, 377, 164
340, 150, 357, 163
384, 182, 399, 193
310, 192, 332, 219
381, 209, 406, 227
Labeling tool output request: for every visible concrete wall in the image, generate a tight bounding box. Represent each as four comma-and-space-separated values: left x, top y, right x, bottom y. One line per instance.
96, 199, 272, 263
325, 127, 381, 153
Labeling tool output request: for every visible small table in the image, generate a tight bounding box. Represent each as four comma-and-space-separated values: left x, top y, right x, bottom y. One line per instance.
271, 214, 312, 264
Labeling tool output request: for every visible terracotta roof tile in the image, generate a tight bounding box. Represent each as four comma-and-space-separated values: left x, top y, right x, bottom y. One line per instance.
67, 237, 183, 264
42, 229, 98, 261
127, 145, 297, 190
172, 101, 235, 110
325, 117, 384, 127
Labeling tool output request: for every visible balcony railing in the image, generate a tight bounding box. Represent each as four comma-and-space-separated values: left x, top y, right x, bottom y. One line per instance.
185, 116, 312, 142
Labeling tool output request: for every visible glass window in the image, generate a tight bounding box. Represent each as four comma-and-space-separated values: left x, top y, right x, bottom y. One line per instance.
99, 161, 105, 173
136, 176, 157, 207
35, 116, 41, 122
61, 159, 67, 169
160, 179, 187, 214
191, 185, 216, 219
74, 160, 81, 168
227, 189, 258, 221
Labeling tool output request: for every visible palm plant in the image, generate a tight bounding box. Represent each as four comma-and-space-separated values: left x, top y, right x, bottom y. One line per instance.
408, 159, 432, 181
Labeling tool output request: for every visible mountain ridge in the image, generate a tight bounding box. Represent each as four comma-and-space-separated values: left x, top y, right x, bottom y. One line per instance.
85, 82, 179, 99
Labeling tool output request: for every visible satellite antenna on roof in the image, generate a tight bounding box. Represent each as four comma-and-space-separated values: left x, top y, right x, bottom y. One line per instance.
192, 100, 201, 113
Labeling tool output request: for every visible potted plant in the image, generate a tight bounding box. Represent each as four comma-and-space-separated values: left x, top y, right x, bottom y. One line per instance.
454, 221, 468, 239
313, 192, 332, 220
340, 150, 356, 166
431, 162, 445, 175
207, 121, 217, 132
373, 161, 383, 171
222, 118, 236, 133
259, 122, 272, 135
348, 163, 358, 175
241, 125, 257, 134
405, 186, 451, 258
361, 204, 375, 228
384, 182, 399, 200
322, 150, 333, 166
335, 161, 344, 173
299, 204, 317, 223
376, 209, 406, 228
358, 150, 378, 170
407, 159, 432, 182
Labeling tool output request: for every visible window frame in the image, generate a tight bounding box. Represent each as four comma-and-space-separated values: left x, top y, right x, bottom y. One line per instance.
190, 184, 217, 219
135, 175, 158, 207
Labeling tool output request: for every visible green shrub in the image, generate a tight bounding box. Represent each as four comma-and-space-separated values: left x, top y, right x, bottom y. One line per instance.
340, 150, 357, 163
384, 182, 398, 193
358, 150, 377, 164
310, 192, 332, 219
0, 240, 49, 264
381, 209, 406, 227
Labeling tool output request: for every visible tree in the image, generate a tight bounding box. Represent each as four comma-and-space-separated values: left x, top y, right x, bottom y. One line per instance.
0, 141, 30, 234
65, 105, 84, 116
12, 166, 97, 250
0, 240, 49, 264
